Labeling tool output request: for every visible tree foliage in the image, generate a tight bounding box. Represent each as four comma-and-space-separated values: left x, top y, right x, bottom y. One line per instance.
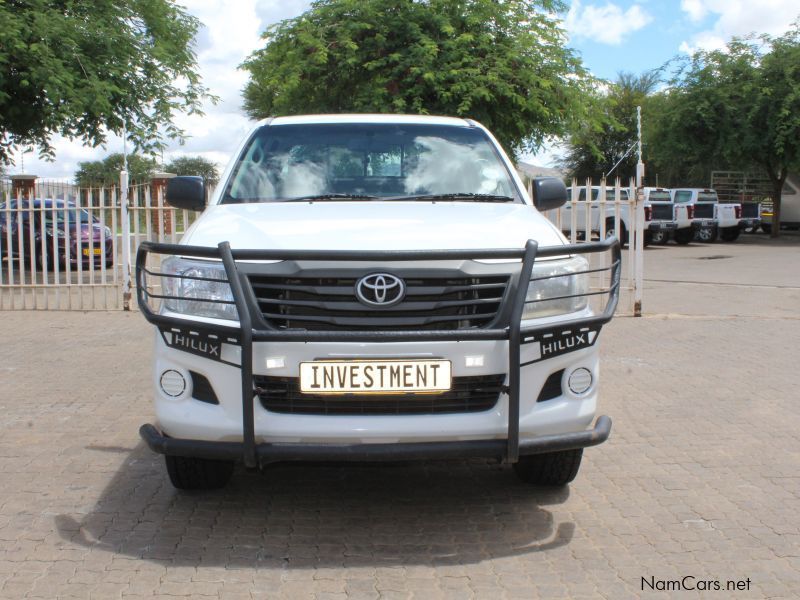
75, 153, 158, 187
648, 26, 800, 234
241, 0, 597, 157
560, 71, 660, 181
0, 0, 211, 164
165, 156, 220, 187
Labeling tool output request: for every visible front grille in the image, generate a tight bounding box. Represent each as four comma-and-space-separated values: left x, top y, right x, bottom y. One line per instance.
248, 273, 510, 331
650, 204, 674, 220
694, 203, 715, 218
254, 374, 506, 415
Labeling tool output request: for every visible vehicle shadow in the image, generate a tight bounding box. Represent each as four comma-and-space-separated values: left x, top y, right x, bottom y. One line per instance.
55, 442, 574, 568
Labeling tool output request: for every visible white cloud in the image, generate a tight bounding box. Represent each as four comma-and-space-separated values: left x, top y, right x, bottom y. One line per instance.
680, 0, 708, 23
565, 1, 653, 45
10, 0, 313, 180
679, 0, 799, 52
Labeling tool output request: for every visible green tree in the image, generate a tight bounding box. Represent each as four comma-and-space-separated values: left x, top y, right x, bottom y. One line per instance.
241, 0, 597, 157
651, 27, 800, 235
560, 70, 660, 181
75, 153, 158, 187
165, 156, 220, 187
0, 0, 211, 164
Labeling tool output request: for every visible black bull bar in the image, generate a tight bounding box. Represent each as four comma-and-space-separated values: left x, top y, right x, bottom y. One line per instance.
136, 238, 621, 468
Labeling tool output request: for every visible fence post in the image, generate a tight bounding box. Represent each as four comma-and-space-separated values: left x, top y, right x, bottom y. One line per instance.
633, 180, 645, 317
10, 174, 37, 200
120, 170, 131, 310
150, 172, 175, 236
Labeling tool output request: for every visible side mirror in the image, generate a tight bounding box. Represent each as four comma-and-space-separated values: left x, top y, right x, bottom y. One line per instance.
531, 177, 568, 211
165, 176, 206, 211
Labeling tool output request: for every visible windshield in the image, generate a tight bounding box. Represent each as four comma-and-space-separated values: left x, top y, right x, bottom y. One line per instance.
221, 123, 519, 203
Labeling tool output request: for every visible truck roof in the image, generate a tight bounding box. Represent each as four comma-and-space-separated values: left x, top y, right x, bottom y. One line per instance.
264, 114, 474, 127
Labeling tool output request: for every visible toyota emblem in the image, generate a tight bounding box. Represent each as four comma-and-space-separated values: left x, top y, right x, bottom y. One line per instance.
355, 273, 406, 307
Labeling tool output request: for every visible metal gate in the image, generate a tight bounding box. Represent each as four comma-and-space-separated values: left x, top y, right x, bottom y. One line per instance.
530, 177, 645, 316
0, 178, 199, 310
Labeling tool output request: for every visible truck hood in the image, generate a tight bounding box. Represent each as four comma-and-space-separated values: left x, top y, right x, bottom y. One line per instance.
182, 201, 566, 251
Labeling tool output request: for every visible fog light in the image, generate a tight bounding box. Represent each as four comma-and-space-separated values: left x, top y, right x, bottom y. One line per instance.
160, 369, 187, 397
567, 368, 593, 395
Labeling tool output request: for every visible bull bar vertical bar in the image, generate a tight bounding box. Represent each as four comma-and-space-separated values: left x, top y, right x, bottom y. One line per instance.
507, 240, 538, 463
218, 241, 258, 468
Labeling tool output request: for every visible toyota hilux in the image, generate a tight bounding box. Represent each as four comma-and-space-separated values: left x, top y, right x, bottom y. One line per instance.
136, 115, 620, 490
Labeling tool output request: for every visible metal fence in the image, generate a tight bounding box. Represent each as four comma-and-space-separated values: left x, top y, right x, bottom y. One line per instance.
0, 179, 200, 310
3, 177, 644, 315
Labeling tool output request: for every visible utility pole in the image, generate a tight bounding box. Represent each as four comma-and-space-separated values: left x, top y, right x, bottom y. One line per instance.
120, 124, 131, 310
634, 106, 644, 317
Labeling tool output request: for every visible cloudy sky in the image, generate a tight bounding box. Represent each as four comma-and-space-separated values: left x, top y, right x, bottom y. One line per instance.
15, 0, 800, 179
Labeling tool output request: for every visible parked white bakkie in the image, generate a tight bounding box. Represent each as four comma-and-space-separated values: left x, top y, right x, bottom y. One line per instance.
136, 115, 620, 491
642, 187, 693, 244
671, 187, 742, 242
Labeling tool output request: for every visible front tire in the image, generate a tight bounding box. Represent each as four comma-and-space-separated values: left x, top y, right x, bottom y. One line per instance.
513, 449, 583, 486
165, 455, 235, 490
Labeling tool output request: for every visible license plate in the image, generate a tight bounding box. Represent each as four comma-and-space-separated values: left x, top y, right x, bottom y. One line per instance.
82, 248, 102, 256
299, 360, 452, 394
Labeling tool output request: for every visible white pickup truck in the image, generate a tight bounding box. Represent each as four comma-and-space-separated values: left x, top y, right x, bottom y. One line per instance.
671, 188, 742, 242
135, 115, 619, 491
642, 187, 693, 244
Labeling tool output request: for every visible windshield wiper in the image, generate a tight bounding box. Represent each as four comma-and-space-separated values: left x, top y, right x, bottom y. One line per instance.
382, 193, 515, 203
281, 193, 379, 202
220, 193, 379, 204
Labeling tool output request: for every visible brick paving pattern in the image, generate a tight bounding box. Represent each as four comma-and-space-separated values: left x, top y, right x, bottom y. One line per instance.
1, 234, 798, 599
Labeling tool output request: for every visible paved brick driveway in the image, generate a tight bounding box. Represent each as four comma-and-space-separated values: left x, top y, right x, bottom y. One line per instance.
1, 234, 798, 599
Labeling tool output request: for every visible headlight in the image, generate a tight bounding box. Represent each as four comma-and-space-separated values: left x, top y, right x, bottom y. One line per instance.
522, 256, 589, 320
45, 228, 66, 238
161, 257, 238, 320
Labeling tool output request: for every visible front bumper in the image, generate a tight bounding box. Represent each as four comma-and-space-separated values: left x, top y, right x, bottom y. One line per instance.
136, 238, 621, 466
140, 415, 612, 465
